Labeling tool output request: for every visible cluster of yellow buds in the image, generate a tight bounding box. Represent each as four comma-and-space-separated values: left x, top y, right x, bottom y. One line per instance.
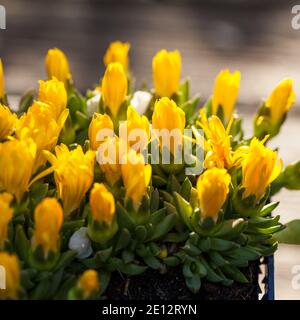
0, 40, 298, 300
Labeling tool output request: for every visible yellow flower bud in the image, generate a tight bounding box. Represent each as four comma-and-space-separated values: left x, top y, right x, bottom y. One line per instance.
0, 193, 13, 248
38, 77, 68, 120
125, 105, 150, 151
266, 79, 295, 125
212, 69, 240, 120
78, 269, 100, 299
16, 101, 69, 172
88, 113, 114, 151
152, 49, 181, 98
33, 198, 63, 255
0, 137, 36, 202
0, 59, 5, 98
0, 253, 20, 299
0, 104, 17, 141
45, 48, 72, 86
101, 62, 128, 118
197, 168, 231, 220
241, 137, 282, 201
121, 149, 152, 210
152, 97, 185, 155
43, 144, 95, 215
98, 136, 122, 186
104, 41, 130, 72
90, 183, 115, 224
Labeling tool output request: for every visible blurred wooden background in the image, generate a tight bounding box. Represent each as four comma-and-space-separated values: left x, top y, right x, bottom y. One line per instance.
1, 0, 300, 299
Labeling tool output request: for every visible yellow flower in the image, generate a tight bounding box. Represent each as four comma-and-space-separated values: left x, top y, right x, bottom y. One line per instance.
152, 97, 185, 155
98, 136, 122, 186
199, 113, 233, 169
33, 198, 63, 255
197, 168, 231, 221
241, 137, 282, 201
121, 149, 152, 210
0, 193, 13, 248
101, 62, 128, 118
78, 269, 100, 298
124, 105, 150, 151
0, 104, 17, 141
266, 79, 295, 125
212, 69, 240, 120
0, 59, 5, 98
90, 183, 115, 224
0, 253, 20, 299
43, 144, 95, 215
0, 137, 36, 202
104, 41, 130, 72
16, 101, 69, 172
152, 49, 181, 98
45, 48, 72, 85
88, 113, 114, 151
38, 77, 68, 120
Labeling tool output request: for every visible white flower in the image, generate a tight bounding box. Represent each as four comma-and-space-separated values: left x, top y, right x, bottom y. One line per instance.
130, 91, 152, 115
86, 93, 101, 117
68, 227, 93, 259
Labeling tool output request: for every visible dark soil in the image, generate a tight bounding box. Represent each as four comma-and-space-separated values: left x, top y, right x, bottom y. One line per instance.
105, 260, 260, 300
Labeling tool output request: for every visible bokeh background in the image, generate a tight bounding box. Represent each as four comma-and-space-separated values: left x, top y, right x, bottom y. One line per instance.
1, 0, 300, 299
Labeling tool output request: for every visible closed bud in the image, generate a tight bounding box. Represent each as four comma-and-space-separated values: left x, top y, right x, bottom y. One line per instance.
152, 97, 185, 155
38, 77, 68, 120
212, 69, 240, 121
124, 105, 150, 151
104, 41, 130, 72
121, 149, 152, 210
266, 78, 295, 126
98, 136, 122, 186
88, 113, 114, 151
90, 183, 115, 224
45, 48, 72, 86
101, 62, 128, 118
0, 137, 36, 202
152, 49, 181, 98
241, 137, 282, 201
33, 198, 63, 256
197, 168, 231, 221
78, 269, 100, 299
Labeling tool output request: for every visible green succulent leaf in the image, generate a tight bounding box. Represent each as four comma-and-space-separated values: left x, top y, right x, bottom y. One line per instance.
210, 238, 240, 251
54, 250, 77, 271
148, 213, 176, 241
221, 265, 249, 283
185, 275, 201, 294
259, 202, 279, 217
116, 203, 136, 230
180, 178, 192, 201
274, 220, 300, 244
213, 219, 247, 240
115, 228, 132, 252
15, 225, 30, 264
173, 192, 194, 231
